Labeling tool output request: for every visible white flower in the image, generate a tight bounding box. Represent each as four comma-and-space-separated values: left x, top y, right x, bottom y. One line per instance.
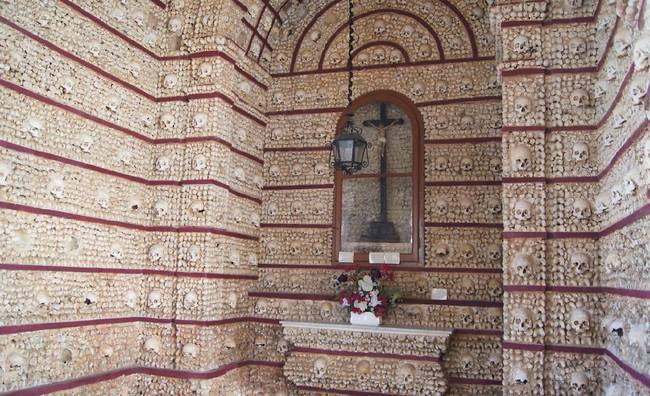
369, 293, 380, 307
358, 275, 375, 292
354, 300, 368, 311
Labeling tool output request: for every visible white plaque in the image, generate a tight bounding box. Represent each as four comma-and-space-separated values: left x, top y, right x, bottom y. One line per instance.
368, 252, 384, 264
430, 288, 448, 300
338, 251, 354, 263
384, 252, 400, 264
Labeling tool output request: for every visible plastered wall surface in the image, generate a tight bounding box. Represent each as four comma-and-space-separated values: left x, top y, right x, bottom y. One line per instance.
0, 0, 648, 394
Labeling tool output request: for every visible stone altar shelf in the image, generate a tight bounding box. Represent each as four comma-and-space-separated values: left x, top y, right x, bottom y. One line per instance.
281, 321, 453, 395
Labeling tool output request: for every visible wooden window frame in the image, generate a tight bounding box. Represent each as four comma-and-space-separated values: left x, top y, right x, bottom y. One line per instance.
332, 90, 425, 265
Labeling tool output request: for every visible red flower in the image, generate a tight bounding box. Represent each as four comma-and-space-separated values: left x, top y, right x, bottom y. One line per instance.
351, 307, 362, 314
379, 264, 394, 280
374, 306, 386, 317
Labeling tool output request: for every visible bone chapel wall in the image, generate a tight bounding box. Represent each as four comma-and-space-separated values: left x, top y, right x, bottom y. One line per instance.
0, 0, 648, 395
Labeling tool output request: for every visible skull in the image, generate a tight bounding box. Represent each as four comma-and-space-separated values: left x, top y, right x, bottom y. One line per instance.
570, 252, 592, 276
415, 277, 429, 295
460, 157, 473, 171
197, 62, 212, 78
434, 156, 449, 171
295, 90, 306, 103
594, 191, 609, 214
417, 44, 432, 58
192, 112, 208, 129
487, 351, 502, 368
514, 96, 532, 115
459, 353, 474, 370
373, 20, 386, 35
268, 165, 280, 179
572, 198, 592, 220
487, 278, 502, 297
487, 244, 502, 261
571, 142, 589, 162
148, 244, 164, 262
153, 200, 169, 217
189, 200, 205, 215
272, 92, 284, 105
254, 336, 267, 348
461, 307, 475, 326
570, 89, 590, 107
629, 84, 648, 105
159, 112, 175, 129
254, 300, 268, 315
632, 35, 650, 71
570, 308, 590, 333
512, 307, 533, 333
606, 66, 617, 81
228, 249, 240, 266
106, 95, 120, 112
58, 75, 75, 94
168, 16, 182, 32
489, 158, 502, 173
309, 30, 321, 42
266, 240, 279, 256
182, 245, 201, 263
357, 360, 372, 381
568, 37, 587, 55
110, 243, 123, 260
411, 82, 425, 97
319, 302, 333, 319
594, 82, 607, 100
400, 24, 414, 38
615, 39, 630, 58
314, 163, 327, 176
565, 0, 583, 8
147, 290, 162, 309
512, 35, 532, 54
144, 336, 161, 354
1, 160, 15, 185
47, 174, 65, 199
313, 357, 328, 378
460, 115, 475, 130
459, 196, 474, 215
289, 242, 301, 256
224, 335, 237, 350
460, 278, 475, 295
487, 197, 502, 215
23, 116, 44, 138
192, 154, 207, 171
513, 253, 534, 278
125, 290, 138, 308
389, 49, 402, 63
270, 128, 282, 141
155, 156, 171, 171
435, 197, 448, 215
182, 343, 198, 358
163, 73, 178, 89
373, 48, 386, 63
312, 243, 324, 256
233, 167, 245, 181
396, 363, 415, 386
512, 365, 529, 385
434, 241, 449, 257
118, 149, 133, 166
459, 243, 475, 260
276, 338, 289, 355
513, 199, 533, 222
434, 116, 449, 129
459, 78, 473, 92
226, 292, 238, 309
488, 308, 502, 326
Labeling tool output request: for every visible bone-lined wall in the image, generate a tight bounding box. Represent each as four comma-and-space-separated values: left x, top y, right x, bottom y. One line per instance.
0, 0, 648, 394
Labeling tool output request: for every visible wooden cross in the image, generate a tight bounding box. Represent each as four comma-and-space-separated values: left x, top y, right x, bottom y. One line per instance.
361, 103, 404, 228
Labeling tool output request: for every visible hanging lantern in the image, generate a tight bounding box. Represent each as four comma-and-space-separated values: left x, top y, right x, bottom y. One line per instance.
330, 117, 369, 175
329, 0, 370, 175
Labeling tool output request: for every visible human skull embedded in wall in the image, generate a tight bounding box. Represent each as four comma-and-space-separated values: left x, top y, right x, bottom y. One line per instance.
513, 96, 533, 116
512, 364, 529, 385
155, 155, 171, 172
197, 62, 212, 78
458, 195, 474, 215
512, 34, 532, 54
633, 34, 650, 71
373, 19, 386, 35
183, 291, 198, 309
276, 338, 289, 354
168, 17, 182, 32
192, 112, 208, 129
572, 198, 592, 220
570, 89, 590, 108
512, 253, 535, 278
148, 290, 163, 309
460, 157, 473, 171
373, 48, 386, 63
396, 362, 416, 387
319, 302, 333, 319
192, 154, 207, 171
389, 49, 402, 63
487, 197, 502, 215
568, 37, 587, 56
23, 116, 44, 138
160, 112, 176, 129
182, 343, 198, 358
144, 336, 162, 354
570, 251, 592, 277
435, 197, 448, 215
569, 370, 589, 395
571, 142, 589, 162
125, 290, 138, 309
47, 174, 65, 199
313, 357, 328, 378
512, 307, 533, 334
510, 143, 532, 172
513, 199, 533, 222
569, 307, 590, 334
154, 200, 169, 217
148, 243, 165, 262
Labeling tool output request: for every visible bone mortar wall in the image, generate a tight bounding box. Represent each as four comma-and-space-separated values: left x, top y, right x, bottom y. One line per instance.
493, 0, 650, 394
0, 0, 269, 393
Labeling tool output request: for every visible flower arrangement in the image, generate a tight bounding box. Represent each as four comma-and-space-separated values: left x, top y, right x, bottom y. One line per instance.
336, 266, 401, 321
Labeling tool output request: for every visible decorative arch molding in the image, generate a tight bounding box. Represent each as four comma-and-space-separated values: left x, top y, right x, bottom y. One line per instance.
316, 9, 444, 71
289, 0, 478, 72
349, 41, 411, 66
333, 90, 425, 265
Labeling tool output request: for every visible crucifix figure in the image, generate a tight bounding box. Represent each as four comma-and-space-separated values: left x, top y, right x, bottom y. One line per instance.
360, 102, 404, 243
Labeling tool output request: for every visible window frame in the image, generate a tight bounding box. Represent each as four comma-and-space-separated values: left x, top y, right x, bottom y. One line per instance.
332, 90, 425, 265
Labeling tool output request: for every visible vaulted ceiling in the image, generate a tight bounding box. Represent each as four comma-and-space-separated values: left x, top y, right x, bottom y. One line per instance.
239, 0, 494, 73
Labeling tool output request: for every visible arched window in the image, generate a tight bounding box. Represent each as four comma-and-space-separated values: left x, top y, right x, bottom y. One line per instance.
334, 91, 424, 265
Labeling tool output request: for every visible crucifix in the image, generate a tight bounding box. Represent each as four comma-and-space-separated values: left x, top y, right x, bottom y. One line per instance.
360, 102, 404, 243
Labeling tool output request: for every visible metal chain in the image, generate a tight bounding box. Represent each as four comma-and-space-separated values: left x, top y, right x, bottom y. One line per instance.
346, 0, 354, 109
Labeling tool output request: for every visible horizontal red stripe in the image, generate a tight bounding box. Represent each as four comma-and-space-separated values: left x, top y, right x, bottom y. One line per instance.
0, 317, 279, 335
263, 184, 334, 190
504, 202, 650, 240
425, 180, 502, 186
424, 137, 502, 144
295, 386, 400, 396
2, 361, 282, 396
293, 347, 441, 362
264, 146, 330, 152
453, 329, 503, 337
260, 223, 333, 229
257, 263, 502, 273
448, 377, 502, 386
0, 139, 262, 204
0, 263, 257, 280
272, 56, 496, 78
149, 0, 166, 9
504, 285, 650, 299
0, 201, 258, 241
